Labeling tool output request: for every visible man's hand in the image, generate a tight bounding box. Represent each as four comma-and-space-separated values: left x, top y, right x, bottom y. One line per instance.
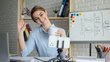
17, 18, 26, 33
55, 29, 66, 37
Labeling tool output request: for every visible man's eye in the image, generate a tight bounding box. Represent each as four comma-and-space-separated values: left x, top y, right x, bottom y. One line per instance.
40, 14, 43, 16
35, 18, 38, 21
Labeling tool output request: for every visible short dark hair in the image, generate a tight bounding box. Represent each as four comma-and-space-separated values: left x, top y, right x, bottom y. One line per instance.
31, 5, 45, 22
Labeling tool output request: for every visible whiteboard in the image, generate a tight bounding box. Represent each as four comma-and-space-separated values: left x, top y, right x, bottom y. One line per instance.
69, 10, 110, 41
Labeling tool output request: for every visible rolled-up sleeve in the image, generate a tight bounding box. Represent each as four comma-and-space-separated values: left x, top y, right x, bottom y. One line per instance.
21, 32, 35, 57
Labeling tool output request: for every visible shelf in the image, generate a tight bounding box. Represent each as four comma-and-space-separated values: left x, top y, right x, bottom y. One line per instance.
49, 17, 69, 20
23, 16, 69, 20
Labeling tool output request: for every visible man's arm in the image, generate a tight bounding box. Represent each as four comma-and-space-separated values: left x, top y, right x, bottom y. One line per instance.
17, 18, 26, 50
18, 18, 35, 57
18, 31, 26, 50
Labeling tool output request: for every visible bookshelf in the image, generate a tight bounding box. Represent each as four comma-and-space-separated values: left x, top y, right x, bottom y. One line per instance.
23, 16, 69, 20
18, 0, 70, 21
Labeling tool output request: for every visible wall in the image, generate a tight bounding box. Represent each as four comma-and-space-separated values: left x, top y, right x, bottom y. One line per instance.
0, 0, 17, 54
73, 0, 110, 11
25, 0, 62, 17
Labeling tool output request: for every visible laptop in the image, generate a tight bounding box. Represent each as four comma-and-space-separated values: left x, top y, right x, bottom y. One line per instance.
0, 32, 9, 62
0, 33, 32, 62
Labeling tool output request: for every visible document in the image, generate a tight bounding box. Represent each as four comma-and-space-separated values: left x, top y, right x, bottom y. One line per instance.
75, 56, 105, 62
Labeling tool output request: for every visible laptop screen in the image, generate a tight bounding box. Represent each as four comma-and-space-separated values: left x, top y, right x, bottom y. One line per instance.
0, 32, 9, 62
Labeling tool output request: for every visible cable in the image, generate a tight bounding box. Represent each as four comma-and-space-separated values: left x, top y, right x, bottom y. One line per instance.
34, 57, 48, 62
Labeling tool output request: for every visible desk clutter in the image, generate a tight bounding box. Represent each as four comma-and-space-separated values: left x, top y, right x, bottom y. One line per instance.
95, 45, 110, 62
95, 45, 110, 58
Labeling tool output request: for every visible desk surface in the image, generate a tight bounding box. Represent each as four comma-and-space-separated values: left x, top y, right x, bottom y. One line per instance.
10, 56, 105, 62
10, 56, 74, 62
10, 56, 56, 62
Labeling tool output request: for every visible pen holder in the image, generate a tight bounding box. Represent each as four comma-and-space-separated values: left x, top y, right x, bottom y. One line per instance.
95, 45, 110, 62
97, 52, 104, 58
97, 53, 108, 62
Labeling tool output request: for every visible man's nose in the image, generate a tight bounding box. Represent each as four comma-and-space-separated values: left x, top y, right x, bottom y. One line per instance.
38, 17, 42, 21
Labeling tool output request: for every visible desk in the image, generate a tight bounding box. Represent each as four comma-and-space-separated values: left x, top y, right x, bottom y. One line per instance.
10, 56, 74, 62
10, 56, 55, 62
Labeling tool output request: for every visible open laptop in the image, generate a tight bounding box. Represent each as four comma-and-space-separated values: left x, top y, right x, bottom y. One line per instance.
0, 33, 33, 62
0, 32, 9, 62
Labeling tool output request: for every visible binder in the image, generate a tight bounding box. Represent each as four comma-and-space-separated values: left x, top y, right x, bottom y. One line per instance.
58, 0, 67, 17
23, 23, 31, 41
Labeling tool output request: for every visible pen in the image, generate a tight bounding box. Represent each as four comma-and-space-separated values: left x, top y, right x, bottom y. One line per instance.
96, 45, 110, 58
34, 57, 48, 62
105, 47, 110, 55
95, 45, 104, 58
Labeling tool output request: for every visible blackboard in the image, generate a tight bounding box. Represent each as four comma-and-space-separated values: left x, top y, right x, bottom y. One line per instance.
69, 10, 110, 41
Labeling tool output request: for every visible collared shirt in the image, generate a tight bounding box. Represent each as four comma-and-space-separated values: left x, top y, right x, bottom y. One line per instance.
21, 24, 65, 57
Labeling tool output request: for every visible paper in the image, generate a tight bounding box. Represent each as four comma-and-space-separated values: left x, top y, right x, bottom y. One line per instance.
10, 56, 34, 61
75, 56, 105, 62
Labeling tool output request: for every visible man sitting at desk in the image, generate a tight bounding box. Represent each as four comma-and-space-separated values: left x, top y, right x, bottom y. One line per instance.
17, 5, 68, 57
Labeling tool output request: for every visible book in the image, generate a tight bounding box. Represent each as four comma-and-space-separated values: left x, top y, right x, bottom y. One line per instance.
58, 0, 67, 17
26, 23, 31, 33
61, 0, 69, 17
24, 28, 29, 38
23, 30, 27, 41
23, 24, 31, 41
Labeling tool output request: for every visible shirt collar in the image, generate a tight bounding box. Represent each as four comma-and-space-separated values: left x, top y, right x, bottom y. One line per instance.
41, 24, 55, 33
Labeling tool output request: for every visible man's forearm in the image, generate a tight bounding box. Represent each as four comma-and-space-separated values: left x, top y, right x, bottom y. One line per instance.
18, 31, 26, 50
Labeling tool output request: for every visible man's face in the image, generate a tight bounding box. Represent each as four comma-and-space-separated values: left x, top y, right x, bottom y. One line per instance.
32, 10, 49, 26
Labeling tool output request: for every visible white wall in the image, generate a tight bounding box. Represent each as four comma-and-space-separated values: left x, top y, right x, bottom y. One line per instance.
73, 0, 110, 11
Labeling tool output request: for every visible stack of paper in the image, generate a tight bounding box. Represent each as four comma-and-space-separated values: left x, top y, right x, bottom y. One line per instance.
75, 56, 105, 62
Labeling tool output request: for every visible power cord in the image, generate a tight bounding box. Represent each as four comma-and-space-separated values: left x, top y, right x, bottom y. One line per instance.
34, 57, 48, 62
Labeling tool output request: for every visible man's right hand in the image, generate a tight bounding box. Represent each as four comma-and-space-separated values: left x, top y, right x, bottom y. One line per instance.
17, 18, 26, 33
17, 17, 26, 50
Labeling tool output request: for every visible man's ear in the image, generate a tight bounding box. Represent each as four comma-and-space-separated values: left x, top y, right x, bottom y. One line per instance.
45, 10, 48, 15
